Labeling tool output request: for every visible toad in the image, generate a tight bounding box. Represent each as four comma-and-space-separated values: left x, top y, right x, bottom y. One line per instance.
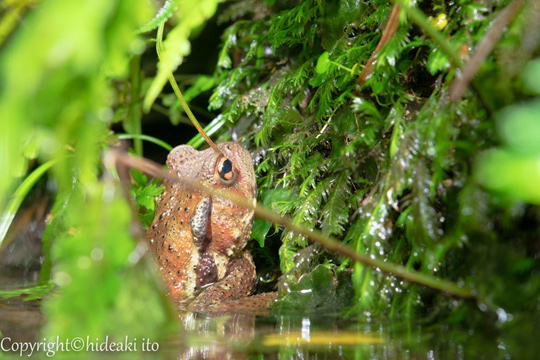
145, 142, 259, 309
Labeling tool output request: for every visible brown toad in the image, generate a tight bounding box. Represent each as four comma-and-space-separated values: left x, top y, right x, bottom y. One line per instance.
145, 142, 258, 308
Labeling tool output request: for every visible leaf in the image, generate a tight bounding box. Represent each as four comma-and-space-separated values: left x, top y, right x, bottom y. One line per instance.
143, 0, 220, 111
130, 169, 147, 186
136, 0, 178, 34
0, 282, 55, 301
497, 101, 540, 155
291, 179, 327, 228
351, 97, 382, 119
523, 59, 540, 94
476, 149, 540, 204
389, 115, 402, 158
182, 75, 216, 102
134, 183, 163, 211
352, 262, 376, 311
267, 0, 323, 48
130, 169, 164, 227
217, 33, 233, 69
0, 158, 60, 246
426, 46, 450, 75
316, 51, 331, 74
252, 217, 272, 247
405, 160, 441, 248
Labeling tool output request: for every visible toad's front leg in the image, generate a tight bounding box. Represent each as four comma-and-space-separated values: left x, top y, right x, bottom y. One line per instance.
190, 251, 257, 309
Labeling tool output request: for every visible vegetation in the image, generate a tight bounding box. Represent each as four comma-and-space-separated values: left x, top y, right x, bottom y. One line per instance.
1, 0, 540, 355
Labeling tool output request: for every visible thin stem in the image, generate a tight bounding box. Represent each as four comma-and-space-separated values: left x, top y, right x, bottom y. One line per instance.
156, 22, 222, 155
128, 55, 143, 156
112, 150, 475, 299
331, 61, 354, 73
187, 115, 227, 149
117, 133, 173, 151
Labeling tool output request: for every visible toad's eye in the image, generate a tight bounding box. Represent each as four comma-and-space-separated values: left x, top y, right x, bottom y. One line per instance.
217, 157, 235, 183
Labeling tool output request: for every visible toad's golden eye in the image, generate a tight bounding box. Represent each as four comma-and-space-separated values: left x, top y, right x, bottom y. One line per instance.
217, 156, 235, 182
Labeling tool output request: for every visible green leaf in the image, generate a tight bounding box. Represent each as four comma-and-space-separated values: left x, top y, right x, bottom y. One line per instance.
217, 33, 233, 69
405, 160, 441, 250
523, 58, 540, 94
136, 0, 178, 34
0, 282, 55, 301
426, 46, 450, 75
131, 169, 147, 185
0, 158, 61, 246
476, 149, 540, 204
252, 218, 272, 247
316, 52, 331, 74
134, 183, 163, 210
182, 75, 216, 102
43, 183, 176, 339
497, 101, 540, 155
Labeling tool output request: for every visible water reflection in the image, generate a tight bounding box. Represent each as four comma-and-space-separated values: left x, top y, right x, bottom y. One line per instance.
167, 308, 520, 360
0, 266, 525, 360
0, 297, 525, 359
173, 311, 259, 360
170, 310, 384, 359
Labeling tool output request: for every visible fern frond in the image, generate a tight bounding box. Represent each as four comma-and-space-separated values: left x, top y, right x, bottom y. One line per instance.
405, 160, 442, 249
321, 172, 351, 237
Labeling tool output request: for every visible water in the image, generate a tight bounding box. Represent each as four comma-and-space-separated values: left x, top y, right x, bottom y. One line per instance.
0, 267, 43, 346
156, 310, 516, 359
0, 275, 520, 360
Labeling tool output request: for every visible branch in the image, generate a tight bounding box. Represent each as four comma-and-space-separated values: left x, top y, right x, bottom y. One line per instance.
357, 5, 401, 86
109, 149, 476, 299
449, 1, 524, 102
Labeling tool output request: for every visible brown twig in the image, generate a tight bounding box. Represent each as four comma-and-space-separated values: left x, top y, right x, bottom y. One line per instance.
449, 1, 524, 102
357, 5, 401, 86
109, 149, 475, 299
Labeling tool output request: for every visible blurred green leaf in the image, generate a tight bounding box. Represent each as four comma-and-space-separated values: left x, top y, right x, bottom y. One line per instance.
182, 75, 215, 102
497, 101, 540, 155
523, 58, 540, 94
476, 149, 540, 204
43, 183, 176, 339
